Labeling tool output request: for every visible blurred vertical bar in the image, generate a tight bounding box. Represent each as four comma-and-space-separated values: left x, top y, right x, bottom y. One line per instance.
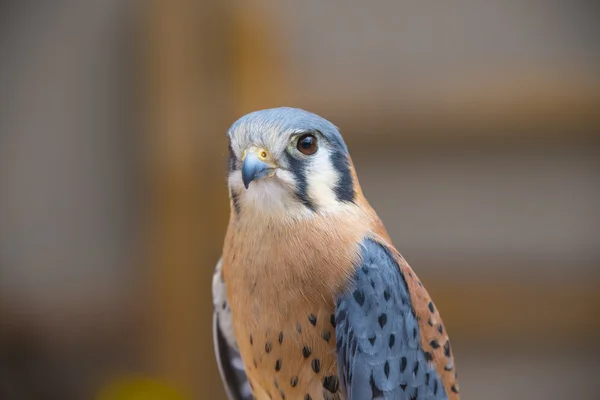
231, 3, 287, 115
141, 1, 232, 398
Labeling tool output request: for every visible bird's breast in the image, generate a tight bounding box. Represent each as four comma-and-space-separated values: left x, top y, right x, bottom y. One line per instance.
221, 209, 372, 399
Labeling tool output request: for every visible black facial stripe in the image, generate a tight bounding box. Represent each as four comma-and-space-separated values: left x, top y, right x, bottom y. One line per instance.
227, 142, 237, 173
329, 148, 355, 202
230, 188, 241, 215
285, 153, 316, 211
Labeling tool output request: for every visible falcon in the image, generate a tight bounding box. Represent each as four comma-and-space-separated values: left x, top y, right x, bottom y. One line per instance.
212, 107, 459, 400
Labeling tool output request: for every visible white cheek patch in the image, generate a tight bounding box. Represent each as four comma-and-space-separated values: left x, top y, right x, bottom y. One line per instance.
227, 148, 343, 218
305, 149, 340, 209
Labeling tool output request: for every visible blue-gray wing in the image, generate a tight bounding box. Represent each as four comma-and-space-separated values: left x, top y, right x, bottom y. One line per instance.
212, 259, 253, 400
335, 239, 447, 400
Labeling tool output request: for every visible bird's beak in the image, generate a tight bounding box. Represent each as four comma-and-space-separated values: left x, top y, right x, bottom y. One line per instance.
241, 147, 274, 189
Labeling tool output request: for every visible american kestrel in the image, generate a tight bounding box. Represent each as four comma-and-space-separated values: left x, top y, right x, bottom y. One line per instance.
213, 108, 459, 400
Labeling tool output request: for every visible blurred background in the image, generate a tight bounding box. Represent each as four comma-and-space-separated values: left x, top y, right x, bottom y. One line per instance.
1, 1, 599, 399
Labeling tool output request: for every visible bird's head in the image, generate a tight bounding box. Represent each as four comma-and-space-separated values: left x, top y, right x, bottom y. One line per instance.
227, 107, 358, 219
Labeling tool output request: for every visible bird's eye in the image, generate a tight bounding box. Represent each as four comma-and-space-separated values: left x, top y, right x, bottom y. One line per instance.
296, 133, 318, 155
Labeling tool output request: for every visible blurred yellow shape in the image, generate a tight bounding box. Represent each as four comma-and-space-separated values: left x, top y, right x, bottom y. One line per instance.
96, 377, 189, 400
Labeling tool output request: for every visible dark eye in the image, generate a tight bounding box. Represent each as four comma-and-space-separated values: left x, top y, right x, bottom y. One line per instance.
297, 133, 318, 155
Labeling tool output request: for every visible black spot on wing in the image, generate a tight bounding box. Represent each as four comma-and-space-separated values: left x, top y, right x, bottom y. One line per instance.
334, 238, 448, 399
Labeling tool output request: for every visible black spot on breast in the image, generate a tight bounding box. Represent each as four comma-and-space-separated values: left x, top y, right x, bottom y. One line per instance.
384, 361, 390, 378
400, 357, 407, 372
353, 290, 365, 306
438, 324, 444, 334
368, 336, 376, 346
430, 340, 440, 349
249, 334, 253, 345
302, 346, 312, 358
304, 395, 312, 400
308, 314, 317, 326
322, 375, 339, 393
265, 342, 272, 353
279, 390, 286, 399
424, 351, 433, 362
253, 359, 258, 368
427, 317, 433, 326
322, 331, 331, 342
297, 323, 302, 333
330, 314, 336, 328
389, 334, 395, 348
451, 385, 459, 393
378, 313, 387, 328
274, 379, 279, 389
329, 149, 355, 202
275, 359, 281, 371
433, 379, 438, 395
278, 332, 283, 344
311, 359, 321, 373
290, 376, 298, 387
383, 289, 391, 301
413, 361, 420, 376
400, 383, 407, 391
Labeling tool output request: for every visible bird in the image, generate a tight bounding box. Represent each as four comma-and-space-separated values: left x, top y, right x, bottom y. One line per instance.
212, 107, 459, 400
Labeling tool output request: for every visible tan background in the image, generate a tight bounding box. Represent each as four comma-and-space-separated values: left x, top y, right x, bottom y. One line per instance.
0, 1, 599, 399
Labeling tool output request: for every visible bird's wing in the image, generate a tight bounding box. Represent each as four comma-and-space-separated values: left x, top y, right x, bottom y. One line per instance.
212, 259, 253, 400
335, 238, 450, 400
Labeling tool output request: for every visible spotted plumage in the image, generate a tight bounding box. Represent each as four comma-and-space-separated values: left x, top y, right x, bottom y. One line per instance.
213, 107, 459, 399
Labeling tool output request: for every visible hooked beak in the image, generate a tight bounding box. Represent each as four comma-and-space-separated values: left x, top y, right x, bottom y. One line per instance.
241, 148, 274, 189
